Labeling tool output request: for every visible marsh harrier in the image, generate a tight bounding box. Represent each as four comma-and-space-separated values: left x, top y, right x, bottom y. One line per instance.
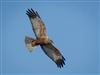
25, 8, 65, 68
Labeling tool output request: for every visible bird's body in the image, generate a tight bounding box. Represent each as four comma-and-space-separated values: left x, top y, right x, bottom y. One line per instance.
25, 8, 65, 68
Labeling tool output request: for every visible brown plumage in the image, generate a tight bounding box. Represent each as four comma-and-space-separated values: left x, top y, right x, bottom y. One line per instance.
25, 8, 65, 68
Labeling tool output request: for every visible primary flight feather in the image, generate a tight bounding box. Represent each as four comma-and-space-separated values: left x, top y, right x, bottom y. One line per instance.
25, 8, 65, 68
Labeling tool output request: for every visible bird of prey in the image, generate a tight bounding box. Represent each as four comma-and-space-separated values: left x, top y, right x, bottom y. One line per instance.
25, 8, 65, 68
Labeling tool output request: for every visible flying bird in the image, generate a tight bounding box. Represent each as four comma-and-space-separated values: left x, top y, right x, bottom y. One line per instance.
25, 8, 65, 68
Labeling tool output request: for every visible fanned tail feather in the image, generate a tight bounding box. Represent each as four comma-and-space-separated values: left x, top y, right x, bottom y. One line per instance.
25, 36, 37, 52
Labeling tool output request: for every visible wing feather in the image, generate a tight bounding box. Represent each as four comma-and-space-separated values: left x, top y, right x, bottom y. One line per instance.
40, 43, 65, 68
26, 9, 47, 38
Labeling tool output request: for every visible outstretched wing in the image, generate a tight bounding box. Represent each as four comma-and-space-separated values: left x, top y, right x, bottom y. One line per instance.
26, 9, 47, 39
40, 43, 65, 68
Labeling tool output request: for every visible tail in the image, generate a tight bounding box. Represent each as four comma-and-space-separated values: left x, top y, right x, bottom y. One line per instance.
25, 36, 38, 52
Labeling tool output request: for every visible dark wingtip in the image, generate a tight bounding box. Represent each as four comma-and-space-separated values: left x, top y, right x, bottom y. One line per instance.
36, 11, 41, 18
62, 56, 66, 61
55, 58, 65, 68
26, 8, 37, 19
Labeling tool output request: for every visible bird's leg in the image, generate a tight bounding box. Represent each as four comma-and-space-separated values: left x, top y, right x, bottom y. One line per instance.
31, 38, 45, 46
31, 39, 39, 47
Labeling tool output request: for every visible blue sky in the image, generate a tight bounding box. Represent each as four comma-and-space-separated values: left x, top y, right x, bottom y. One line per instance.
1, 0, 99, 75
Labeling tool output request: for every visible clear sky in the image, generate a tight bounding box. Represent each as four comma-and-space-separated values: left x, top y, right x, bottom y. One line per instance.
1, 0, 99, 75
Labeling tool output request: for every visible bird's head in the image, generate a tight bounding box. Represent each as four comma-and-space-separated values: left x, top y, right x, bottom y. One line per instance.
48, 39, 54, 44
